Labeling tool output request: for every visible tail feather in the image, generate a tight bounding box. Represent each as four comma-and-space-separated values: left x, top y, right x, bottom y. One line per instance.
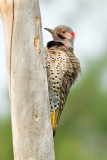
53, 130, 56, 137
51, 110, 56, 137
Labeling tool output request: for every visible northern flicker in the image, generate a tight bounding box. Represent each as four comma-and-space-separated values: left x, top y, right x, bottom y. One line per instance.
45, 25, 81, 137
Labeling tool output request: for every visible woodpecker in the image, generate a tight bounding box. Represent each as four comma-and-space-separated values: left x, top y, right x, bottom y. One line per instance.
45, 25, 81, 137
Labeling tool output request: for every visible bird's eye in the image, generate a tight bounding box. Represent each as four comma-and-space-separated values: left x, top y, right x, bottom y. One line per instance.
62, 31, 65, 33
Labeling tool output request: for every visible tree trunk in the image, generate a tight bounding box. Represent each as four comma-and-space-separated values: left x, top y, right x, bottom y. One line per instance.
0, 0, 55, 160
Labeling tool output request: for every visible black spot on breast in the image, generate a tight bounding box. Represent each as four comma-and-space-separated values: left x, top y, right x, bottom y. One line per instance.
50, 70, 53, 72
51, 78, 55, 80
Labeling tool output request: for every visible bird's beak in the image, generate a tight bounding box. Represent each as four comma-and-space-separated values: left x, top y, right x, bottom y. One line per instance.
44, 28, 54, 34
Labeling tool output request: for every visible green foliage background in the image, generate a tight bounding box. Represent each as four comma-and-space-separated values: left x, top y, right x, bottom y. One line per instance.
0, 56, 107, 160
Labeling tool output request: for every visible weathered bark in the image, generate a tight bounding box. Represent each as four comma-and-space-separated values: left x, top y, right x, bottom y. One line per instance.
0, 0, 55, 160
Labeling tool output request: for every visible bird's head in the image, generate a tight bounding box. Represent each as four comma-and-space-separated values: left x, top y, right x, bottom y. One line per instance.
45, 25, 75, 49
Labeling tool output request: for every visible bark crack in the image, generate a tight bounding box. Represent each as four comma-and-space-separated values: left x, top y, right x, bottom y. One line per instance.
10, 0, 14, 103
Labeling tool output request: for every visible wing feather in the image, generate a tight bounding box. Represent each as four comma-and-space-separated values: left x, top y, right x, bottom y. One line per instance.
57, 48, 81, 124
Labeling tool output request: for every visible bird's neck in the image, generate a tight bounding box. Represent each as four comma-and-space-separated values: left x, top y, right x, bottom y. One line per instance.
53, 37, 73, 49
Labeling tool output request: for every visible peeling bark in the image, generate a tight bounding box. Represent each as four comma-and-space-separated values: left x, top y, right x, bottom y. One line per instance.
0, 0, 55, 160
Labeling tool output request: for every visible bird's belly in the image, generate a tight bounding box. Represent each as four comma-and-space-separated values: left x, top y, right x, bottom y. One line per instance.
46, 51, 68, 112
48, 71, 62, 112
47, 62, 67, 113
